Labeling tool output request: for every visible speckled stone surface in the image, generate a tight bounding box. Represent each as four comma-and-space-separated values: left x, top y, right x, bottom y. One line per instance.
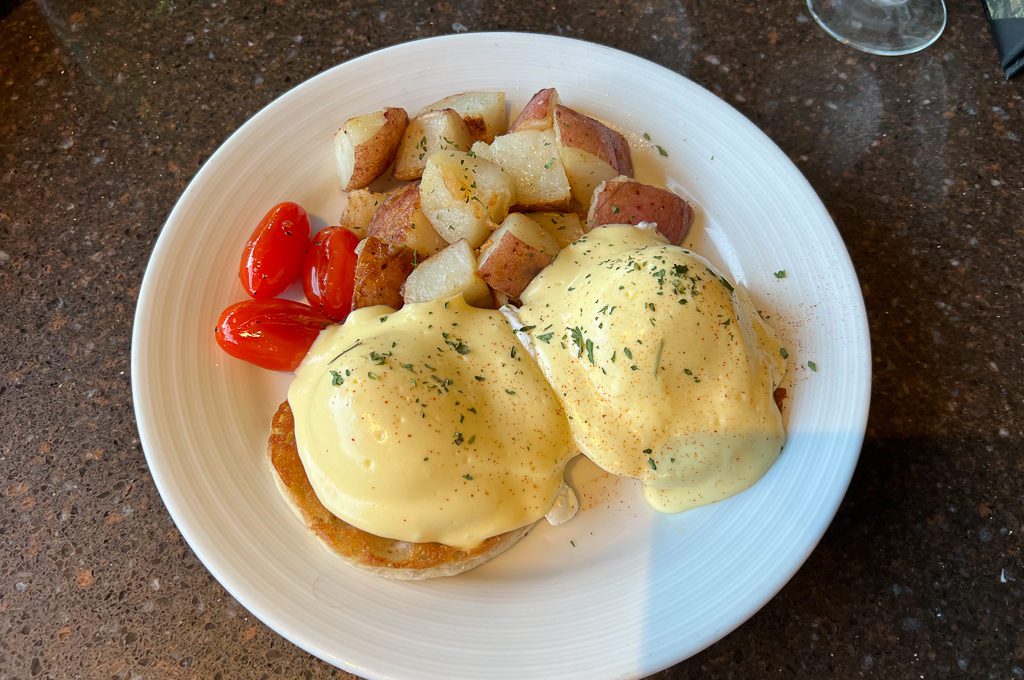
1, 1, 1021, 678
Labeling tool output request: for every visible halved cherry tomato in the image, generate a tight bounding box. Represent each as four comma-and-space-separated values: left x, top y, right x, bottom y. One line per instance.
215, 299, 331, 371
239, 201, 311, 299
302, 226, 360, 322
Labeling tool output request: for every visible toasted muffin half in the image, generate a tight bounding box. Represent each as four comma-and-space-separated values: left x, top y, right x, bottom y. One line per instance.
267, 401, 531, 579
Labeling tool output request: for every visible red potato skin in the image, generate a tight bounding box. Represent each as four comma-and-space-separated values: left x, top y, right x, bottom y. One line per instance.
350, 236, 417, 310
477, 232, 554, 299
509, 88, 558, 132
344, 107, 409, 190
587, 177, 695, 245
553, 105, 634, 176
366, 183, 420, 246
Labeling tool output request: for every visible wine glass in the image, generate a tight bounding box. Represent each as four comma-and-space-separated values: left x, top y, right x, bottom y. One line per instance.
807, 0, 947, 56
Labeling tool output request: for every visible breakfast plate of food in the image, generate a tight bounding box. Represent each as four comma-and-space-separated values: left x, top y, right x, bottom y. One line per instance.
132, 33, 871, 679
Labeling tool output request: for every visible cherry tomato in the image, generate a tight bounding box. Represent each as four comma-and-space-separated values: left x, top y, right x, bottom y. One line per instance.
239, 201, 311, 299
302, 226, 360, 322
215, 299, 332, 371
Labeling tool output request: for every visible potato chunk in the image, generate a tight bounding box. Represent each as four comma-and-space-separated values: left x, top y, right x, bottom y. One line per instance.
524, 211, 584, 249
402, 239, 492, 307
351, 236, 417, 310
587, 176, 695, 245
419, 150, 515, 248
366, 183, 447, 256
393, 109, 474, 181
509, 88, 559, 132
477, 213, 559, 299
339, 189, 386, 238
334, 107, 408, 190
553, 105, 633, 210
421, 91, 507, 143
471, 130, 571, 212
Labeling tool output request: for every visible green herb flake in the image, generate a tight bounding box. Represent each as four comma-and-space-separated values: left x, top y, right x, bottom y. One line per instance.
330, 370, 345, 385
474, 375, 486, 381
544, 157, 555, 169
654, 339, 664, 376
623, 347, 633, 360
611, 205, 620, 214
504, 388, 517, 395
367, 372, 380, 380
462, 473, 474, 480
774, 270, 787, 279
454, 432, 464, 446
515, 325, 536, 334
656, 145, 669, 157
643, 132, 651, 141
718, 276, 735, 293
808, 360, 818, 372
537, 332, 554, 344
328, 339, 363, 364
780, 347, 789, 359
585, 338, 595, 365
648, 457, 657, 470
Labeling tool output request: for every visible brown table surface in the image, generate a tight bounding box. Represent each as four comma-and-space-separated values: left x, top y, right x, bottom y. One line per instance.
2, 1, 1022, 678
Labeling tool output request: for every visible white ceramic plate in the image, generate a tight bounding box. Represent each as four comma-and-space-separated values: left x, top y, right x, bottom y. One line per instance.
132, 33, 870, 679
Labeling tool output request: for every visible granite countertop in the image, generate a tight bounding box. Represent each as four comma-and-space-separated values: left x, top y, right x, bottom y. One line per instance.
2, 1, 1021, 678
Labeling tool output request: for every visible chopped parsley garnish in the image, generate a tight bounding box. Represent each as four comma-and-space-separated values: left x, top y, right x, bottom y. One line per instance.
505, 388, 517, 395
585, 338, 595, 365
453, 432, 464, 445
684, 368, 693, 375
656, 144, 669, 157
514, 325, 536, 334
462, 473, 473, 480
544, 157, 555, 169
369, 350, 391, 365
654, 339, 664, 376
718, 277, 735, 293
780, 347, 789, 359
774, 270, 787, 279
643, 132, 651, 141
623, 347, 633, 360
367, 372, 380, 380
611, 205, 620, 214
474, 375, 486, 381
808, 360, 818, 372
568, 327, 585, 358
648, 458, 658, 470
330, 370, 345, 385
536, 332, 554, 344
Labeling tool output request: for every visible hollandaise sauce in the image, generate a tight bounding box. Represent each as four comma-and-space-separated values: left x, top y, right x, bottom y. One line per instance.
517, 225, 788, 513
288, 296, 576, 550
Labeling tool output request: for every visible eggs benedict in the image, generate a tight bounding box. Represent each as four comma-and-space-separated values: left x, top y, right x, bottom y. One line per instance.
285, 296, 577, 562
516, 224, 788, 513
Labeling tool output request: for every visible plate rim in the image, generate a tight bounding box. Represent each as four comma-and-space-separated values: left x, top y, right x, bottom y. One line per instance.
131, 31, 871, 679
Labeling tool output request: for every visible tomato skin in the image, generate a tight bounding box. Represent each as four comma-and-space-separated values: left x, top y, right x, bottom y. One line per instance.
239, 202, 311, 299
302, 227, 360, 322
215, 299, 332, 371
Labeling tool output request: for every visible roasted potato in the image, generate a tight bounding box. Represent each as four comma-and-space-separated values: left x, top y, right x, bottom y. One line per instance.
339, 189, 386, 238
477, 213, 559, 299
334, 107, 409, 190
366, 182, 448, 256
421, 91, 506, 143
587, 176, 695, 245
419, 150, 515, 248
525, 211, 584, 249
351, 236, 417, 310
401, 239, 492, 307
553, 105, 633, 210
471, 130, 572, 212
509, 88, 560, 132
393, 109, 474, 180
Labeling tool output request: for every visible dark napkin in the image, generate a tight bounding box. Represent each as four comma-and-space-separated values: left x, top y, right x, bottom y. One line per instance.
984, 0, 1024, 78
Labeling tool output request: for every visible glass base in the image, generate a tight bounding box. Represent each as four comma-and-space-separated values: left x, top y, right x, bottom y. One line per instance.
807, 0, 947, 56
